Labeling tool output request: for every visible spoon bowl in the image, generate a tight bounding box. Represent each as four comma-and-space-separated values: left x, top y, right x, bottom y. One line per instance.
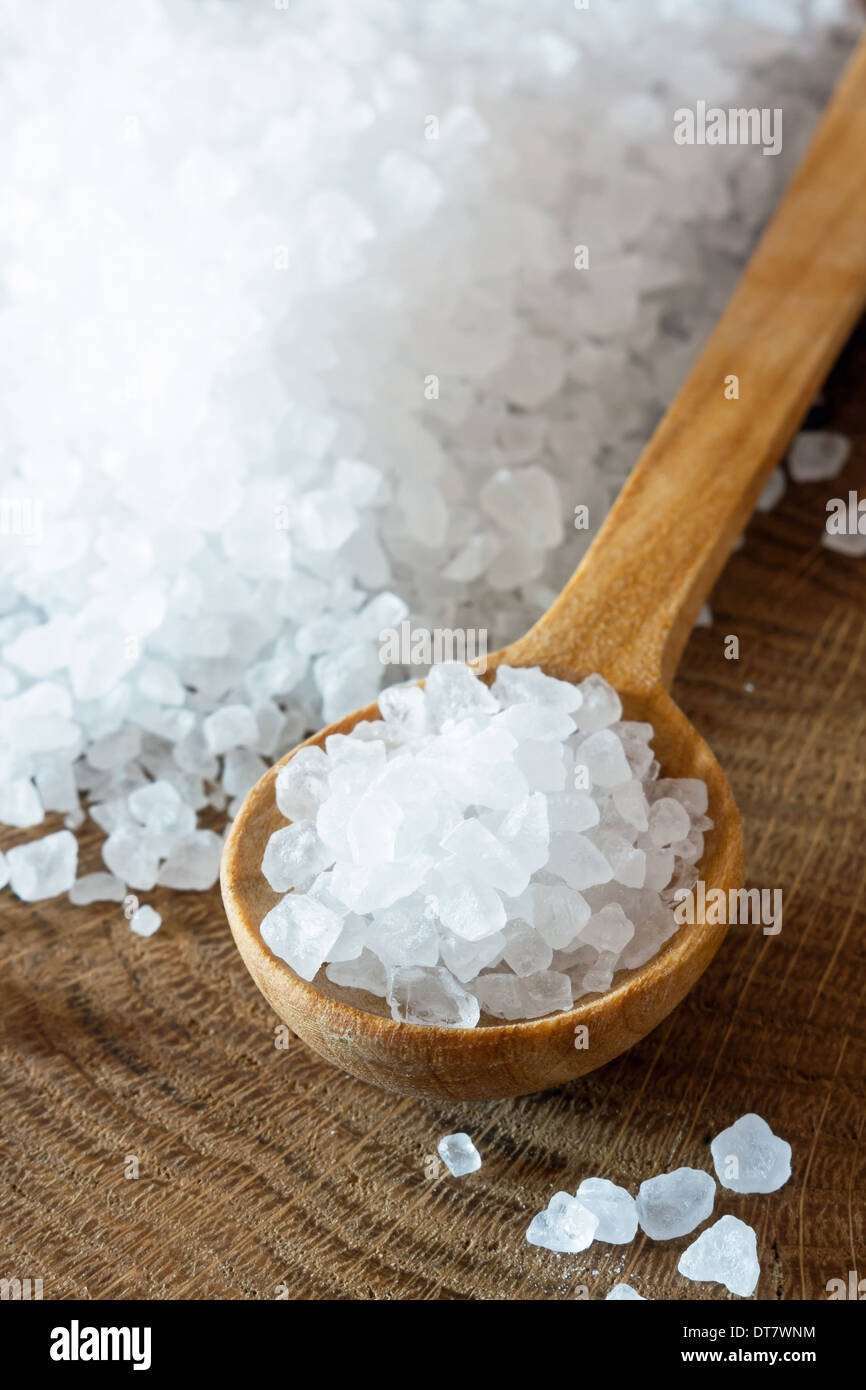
222, 671, 740, 1099
222, 38, 866, 1100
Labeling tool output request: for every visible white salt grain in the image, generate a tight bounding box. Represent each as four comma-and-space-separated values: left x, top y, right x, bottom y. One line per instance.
678, 1215, 760, 1297
710, 1113, 791, 1194
437, 1132, 482, 1177
7, 830, 78, 902
788, 431, 851, 483
636, 1167, 715, 1240
526, 1192, 598, 1253
129, 904, 162, 937
575, 1177, 638, 1244
69, 872, 127, 905
606, 1283, 646, 1300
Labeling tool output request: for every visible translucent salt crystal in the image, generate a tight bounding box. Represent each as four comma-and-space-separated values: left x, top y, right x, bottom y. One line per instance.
547, 832, 613, 891
102, 826, 160, 892
275, 747, 331, 822
651, 779, 709, 817
546, 789, 599, 834
330, 856, 433, 915
710, 1113, 791, 1194
130, 904, 162, 938
526, 1192, 598, 1253
440, 928, 505, 982
574, 674, 622, 732
261, 894, 344, 982
437, 1132, 481, 1177
612, 780, 649, 831
575, 1177, 638, 1243
424, 661, 498, 729
262, 821, 331, 892
491, 666, 582, 712
442, 818, 527, 897
580, 903, 634, 954
88, 726, 143, 771
435, 877, 506, 941
503, 919, 553, 976
378, 150, 443, 229
157, 830, 222, 891
647, 797, 691, 848
202, 705, 258, 755
0, 779, 44, 828
480, 465, 563, 545
473, 969, 571, 1020
128, 780, 194, 844
325, 949, 388, 996
619, 905, 678, 970
7, 829, 78, 901
532, 882, 591, 949
388, 964, 480, 1027
694, 602, 714, 628
578, 949, 618, 996
377, 682, 427, 734
788, 431, 850, 482
591, 830, 646, 889
636, 1168, 716, 1240
368, 898, 438, 968
69, 872, 126, 905
487, 793, 550, 875
578, 730, 632, 787
678, 1215, 760, 1297
606, 1284, 646, 1300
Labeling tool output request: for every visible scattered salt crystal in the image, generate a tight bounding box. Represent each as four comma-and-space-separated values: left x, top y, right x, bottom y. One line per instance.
788, 431, 851, 482
129, 904, 162, 938
606, 1283, 646, 1300
526, 1192, 598, 1253
636, 1167, 715, 1240
7, 829, 78, 901
156, 830, 222, 890
437, 1132, 482, 1177
202, 705, 258, 756
678, 1215, 760, 1297
69, 872, 126, 905
710, 1113, 791, 1194
575, 1177, 638, 1243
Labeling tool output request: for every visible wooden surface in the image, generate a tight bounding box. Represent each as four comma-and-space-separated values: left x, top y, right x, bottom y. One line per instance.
1, 326, 865, 1297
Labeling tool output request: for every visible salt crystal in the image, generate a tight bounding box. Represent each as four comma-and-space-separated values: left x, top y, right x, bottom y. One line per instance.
7, 829, 78, 901
648, 797, 691, 847
678, 1215, 760, 1297
575, 1177, 638, 1243
203, 705, 258, 755
157, 830, 222, 890
130, 904, 162, 937
325, 950, 388, 996
437, 1132, 481, 1177
526, 1192, 598, 1253
388, 965, 480, 1028
574, 675, 622, 732
606, 1284, 646, 1300
788, 431, 851, 482
261, 893, 344, 981
578, 730, 632, 787
636, 1167, 715, 1240
69, 872, 126, 905
710, 1113, 791, 1194
262, 821, 332, 892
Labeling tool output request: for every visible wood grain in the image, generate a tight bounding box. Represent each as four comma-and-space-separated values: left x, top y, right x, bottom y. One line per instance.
1, 335, 865, 1298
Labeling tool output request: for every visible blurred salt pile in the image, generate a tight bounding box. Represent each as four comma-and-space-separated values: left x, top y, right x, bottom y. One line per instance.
0, 0, 860, 904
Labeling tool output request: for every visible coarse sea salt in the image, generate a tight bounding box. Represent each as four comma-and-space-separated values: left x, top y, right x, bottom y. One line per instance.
0, 3, 859, 921
437, 1132, 482, 1177
635, 1167, 715, 1240
258, 664, 711, 1025
710, 1113, 791, 1194
678, 1214, 760, 1297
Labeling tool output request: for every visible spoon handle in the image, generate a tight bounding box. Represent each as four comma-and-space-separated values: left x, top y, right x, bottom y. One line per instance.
514, 37, 866, 695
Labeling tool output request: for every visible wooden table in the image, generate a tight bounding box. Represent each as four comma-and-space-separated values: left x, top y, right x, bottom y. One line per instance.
1, 334, 864, 1302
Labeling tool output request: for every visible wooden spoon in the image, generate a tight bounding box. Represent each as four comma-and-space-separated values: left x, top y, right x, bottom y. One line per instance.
222, 40, 866, 1100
